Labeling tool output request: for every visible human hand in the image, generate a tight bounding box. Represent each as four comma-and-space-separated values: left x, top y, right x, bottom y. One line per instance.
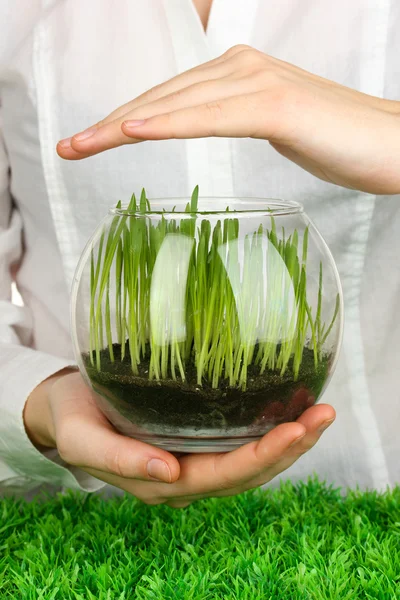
57, 45, 400, 195
24, 371, 335, 508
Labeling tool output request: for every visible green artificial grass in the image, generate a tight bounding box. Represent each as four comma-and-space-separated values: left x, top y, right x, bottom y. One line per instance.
1, 479, 399, 599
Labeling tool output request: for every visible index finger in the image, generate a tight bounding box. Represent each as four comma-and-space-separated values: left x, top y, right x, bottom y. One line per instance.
56, 49, 239, 160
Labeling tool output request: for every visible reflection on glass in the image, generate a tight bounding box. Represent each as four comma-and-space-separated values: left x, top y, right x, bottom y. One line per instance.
219, 235, 297, 346
150, 234, 194, 346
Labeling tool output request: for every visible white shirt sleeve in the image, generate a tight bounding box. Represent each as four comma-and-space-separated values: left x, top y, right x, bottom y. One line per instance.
0, 123, 104, 494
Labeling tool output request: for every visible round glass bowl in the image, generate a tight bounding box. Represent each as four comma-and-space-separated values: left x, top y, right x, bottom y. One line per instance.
71, 194, 343, 452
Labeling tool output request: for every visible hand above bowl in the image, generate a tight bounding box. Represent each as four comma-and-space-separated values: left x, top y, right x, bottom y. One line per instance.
57, 45, 400, 195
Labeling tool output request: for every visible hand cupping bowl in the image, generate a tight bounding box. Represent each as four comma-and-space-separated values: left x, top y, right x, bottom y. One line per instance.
71, 188, 343, 452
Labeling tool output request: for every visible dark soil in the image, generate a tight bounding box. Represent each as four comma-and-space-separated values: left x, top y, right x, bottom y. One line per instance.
83, 343, 332, 433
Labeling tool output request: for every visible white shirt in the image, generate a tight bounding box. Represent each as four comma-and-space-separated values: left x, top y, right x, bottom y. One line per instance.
0, 0, 399, 494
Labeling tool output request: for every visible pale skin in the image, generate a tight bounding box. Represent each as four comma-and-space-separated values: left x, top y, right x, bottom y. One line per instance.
24, 369, 335, 508
24, 42, 400, 507
57, 44, 400, 194
193, 0, 213, 30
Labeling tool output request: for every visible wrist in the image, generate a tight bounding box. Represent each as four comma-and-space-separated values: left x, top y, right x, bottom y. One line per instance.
23, 368, 76, 450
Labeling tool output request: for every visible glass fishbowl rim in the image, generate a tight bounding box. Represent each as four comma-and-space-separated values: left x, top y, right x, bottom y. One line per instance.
109, 197, 304, 218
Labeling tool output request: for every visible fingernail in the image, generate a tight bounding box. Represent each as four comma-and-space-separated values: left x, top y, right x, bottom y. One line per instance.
73, 126, 97, 142
288, 432, 306, 448
123, 119, 146, 129
318, 418, 335, 434
147, 458, 171, 483
58, 137, 72, 148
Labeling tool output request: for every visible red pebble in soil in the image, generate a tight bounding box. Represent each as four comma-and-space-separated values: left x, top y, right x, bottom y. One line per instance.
286, 387, 315, 420
258, 401, 286, 425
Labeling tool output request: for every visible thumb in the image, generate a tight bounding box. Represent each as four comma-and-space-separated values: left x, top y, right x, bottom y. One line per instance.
49, 373, 180, 484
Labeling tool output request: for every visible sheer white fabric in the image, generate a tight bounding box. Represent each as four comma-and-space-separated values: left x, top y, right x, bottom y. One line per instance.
0, 0, 399, 493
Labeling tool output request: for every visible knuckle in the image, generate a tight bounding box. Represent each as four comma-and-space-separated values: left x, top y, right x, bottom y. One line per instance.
253, 459, 274, 476
161, 112, 176, 139
103, 444, 134, 478
146, 84, 162, 102
162, 110, 173, 127
212, 456, 237, 491
252, 443, 279, 473
200, 101, 224, 137
56, 423, 77, 465
235, 48, 265, 68
225, 44, 253, 58
164, 89, 183, 106
294, 438, 317, 456
205, 100, 224, 121
219, 475, 237, 491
